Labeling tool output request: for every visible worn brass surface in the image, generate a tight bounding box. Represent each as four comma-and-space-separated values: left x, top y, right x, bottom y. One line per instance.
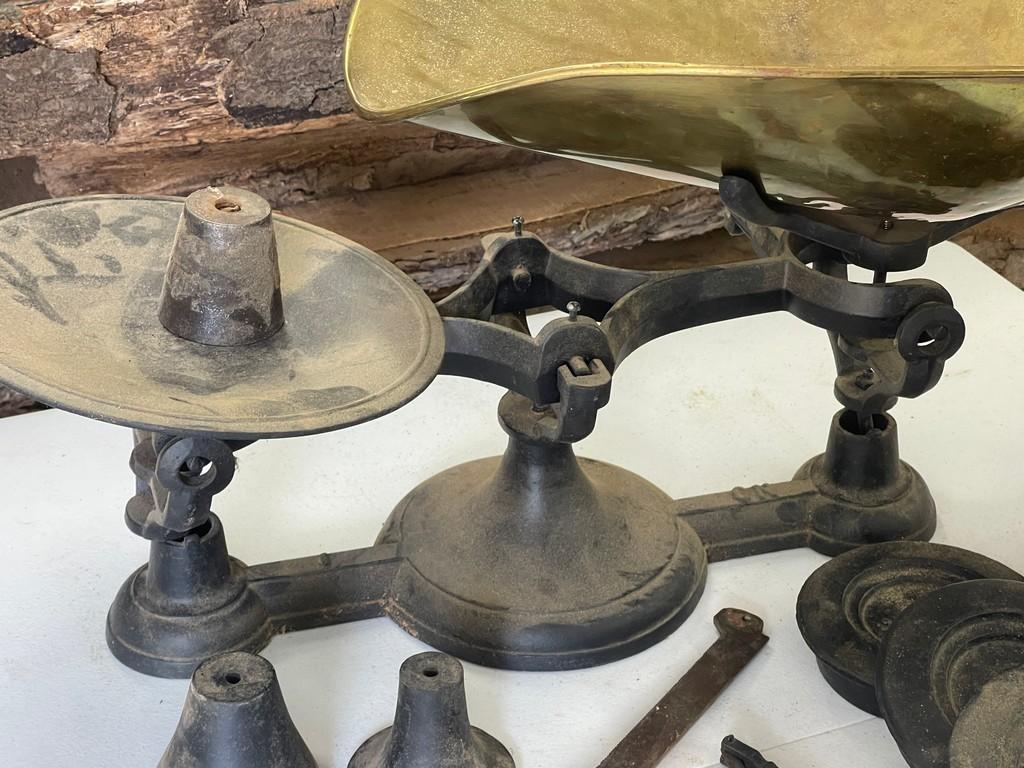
345, 0, 1024, 221
0, 197, 444, 438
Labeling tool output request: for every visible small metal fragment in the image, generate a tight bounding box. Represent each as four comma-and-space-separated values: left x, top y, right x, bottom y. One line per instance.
567, 356, 591, 377
597, 608, 769, 768
854, 369, 876, 392
512, 216, 524, 237
566, 300, 581, 321
721, 736, 779, 768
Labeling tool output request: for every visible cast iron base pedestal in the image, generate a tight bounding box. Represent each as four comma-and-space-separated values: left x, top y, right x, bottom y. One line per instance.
107, 516, 273, 679
106, 399, 937, 678
378, 393, 708, 670
677, 408, 935, 562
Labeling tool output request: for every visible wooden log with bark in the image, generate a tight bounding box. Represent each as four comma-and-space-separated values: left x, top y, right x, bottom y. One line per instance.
0, 0, 545, 205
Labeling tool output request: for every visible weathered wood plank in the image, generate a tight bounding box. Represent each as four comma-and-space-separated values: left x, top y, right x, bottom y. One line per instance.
284, 160, 728, 296
32, 121, 542, 207
0, 387, 42, 418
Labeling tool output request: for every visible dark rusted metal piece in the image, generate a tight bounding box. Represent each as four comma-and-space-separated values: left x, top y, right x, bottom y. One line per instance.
159, 652, 317, 768
125, 430, 248, 540
720, 736, 778, 768
159, 186, 284, 347
107, 510, 274, 679
597, 609, 769, 768
349, 653, 514, 768
796, 542, 1022, 715
878, 579, 1024, 768
679, 409, 938, 562
108, 431, 273, 677
719, 175, 1002, 273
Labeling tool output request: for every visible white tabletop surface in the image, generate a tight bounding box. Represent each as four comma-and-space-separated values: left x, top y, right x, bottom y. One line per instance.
1, 242, 1022, 767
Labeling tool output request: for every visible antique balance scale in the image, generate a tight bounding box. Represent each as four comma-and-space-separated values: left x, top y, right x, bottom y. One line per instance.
2, 2, 1023, 766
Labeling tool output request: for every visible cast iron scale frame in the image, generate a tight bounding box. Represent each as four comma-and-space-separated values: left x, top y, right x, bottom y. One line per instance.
94, 176, 980, 677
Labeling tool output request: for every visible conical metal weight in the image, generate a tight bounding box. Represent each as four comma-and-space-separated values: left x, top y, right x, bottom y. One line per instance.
159, 186, 284, 346
349, 653, 515, 768
159, 652, 317, 768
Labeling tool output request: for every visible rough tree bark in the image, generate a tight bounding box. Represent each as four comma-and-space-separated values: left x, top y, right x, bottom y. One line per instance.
0, 0, 549, 205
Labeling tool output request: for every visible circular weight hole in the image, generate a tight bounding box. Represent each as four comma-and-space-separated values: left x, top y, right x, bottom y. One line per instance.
422, 667, 439, 678
224, 672, 242, 685
214, 198, 242, 213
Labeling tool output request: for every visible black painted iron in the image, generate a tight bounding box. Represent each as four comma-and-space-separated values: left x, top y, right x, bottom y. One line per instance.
0, 180, 977, 676
718, 175, 1003, 274
720, 736, 779, 768
158, 652, 317, 768
878, 579, 1024, 768
107, 432, 272, 677
349, 652, 514, 768
796, 542, 1022, 715
379, 389, 708, 670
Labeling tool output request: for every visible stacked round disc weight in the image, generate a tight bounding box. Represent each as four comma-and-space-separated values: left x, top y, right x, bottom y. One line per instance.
878, 579, 1024, 768
796, 541, 1021, 715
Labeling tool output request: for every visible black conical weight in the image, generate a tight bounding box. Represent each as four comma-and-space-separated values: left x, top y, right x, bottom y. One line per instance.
159, 652, 317, 768
350, 653, 514, 768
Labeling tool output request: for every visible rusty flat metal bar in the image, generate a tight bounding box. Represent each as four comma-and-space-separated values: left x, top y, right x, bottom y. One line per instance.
597, 608, 770, 768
